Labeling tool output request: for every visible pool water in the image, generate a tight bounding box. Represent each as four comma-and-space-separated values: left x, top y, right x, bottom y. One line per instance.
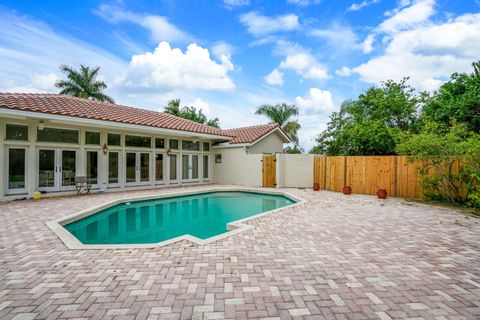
65, 191, 295, 244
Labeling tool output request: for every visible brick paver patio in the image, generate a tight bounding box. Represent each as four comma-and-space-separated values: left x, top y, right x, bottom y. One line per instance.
1, 185, 480, 319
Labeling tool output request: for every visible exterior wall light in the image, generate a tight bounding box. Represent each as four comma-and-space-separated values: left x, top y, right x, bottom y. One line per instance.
102, 143, 108, 155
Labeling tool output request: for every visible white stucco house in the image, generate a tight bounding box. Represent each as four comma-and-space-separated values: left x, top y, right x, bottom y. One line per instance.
0, 93, 291, 200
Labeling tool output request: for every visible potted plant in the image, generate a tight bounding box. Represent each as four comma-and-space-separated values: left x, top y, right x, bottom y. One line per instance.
377, 189, 388, 199
343, 186, 352, 195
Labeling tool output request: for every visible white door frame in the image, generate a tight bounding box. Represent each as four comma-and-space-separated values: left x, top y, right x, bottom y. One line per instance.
4, 146, 28, 195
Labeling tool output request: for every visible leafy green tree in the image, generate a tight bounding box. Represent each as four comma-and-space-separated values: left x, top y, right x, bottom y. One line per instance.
55, 64, 114, 103
283, 145, 304, 154
255, 103, 301, 145
311, 79, 420, 155
422, 61, 480, 133
164, 99, 220, 128
397, 122, 480, 209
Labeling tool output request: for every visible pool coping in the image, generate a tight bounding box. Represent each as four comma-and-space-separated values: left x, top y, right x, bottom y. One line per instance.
46, 187, 305, 250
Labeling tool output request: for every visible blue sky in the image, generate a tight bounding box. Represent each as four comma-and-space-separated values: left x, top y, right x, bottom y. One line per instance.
1, 0, 479, 149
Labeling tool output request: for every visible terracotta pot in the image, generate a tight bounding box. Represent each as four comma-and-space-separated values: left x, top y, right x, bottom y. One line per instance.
377, 189, 388, 199
313, 182, 320, 191
343, 186, 352, 195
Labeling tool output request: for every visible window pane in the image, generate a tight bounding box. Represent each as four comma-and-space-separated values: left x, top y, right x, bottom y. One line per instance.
155, 138, 165, 149
6, 124, 28, 141
203, 155, 209, 179
156, 154, 164, 181
8, 148, 25, 189
182, 140, 200, 151
192, 155, 198, 179
170, 155, 177, 180
85, 131, 100, 145
62, 150, 76, 186
170, 139, 178, 149
109, 152, 119, 184
37, 127, 78, 143
125, 135, 151, 148
182, 155, 189, 180
86, 151, 98, 184
126, 153, 136, 183
39, 150, 55, 188
140, 153, 149, 182
108, 133, 121, 146
203, 142, 210, 151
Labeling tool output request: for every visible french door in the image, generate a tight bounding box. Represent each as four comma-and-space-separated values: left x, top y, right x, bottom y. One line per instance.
182, 154, 199, 182
5, 147, 28, 195
125, 152, 150, 185
108, 151, 120, 187
169, 153, 179, 184
38, 148, 77, 192
86, 150, 100, 187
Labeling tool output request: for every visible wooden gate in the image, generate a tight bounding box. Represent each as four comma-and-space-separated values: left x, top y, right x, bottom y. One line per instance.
262, 155, 276, 187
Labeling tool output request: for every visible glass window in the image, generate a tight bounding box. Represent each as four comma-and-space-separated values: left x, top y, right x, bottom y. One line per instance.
85, 131, 100, 145
169, 139, 178, 150
156, 154, 164, 181
182, 140, 200, 151
125, 135, 151, 148
155, 138, 165, 149
126, 153, 136, 183
170, 154, 177, 181
37, 127, 79, 143
192, 155, 198, 179
108, 152, 119, 184
61, 150, 76, 186
86, 151, 98, 184
8, 148, 26, 189
39, 149, 55, 188
140, 153, 150, 182
6, 124, 28, 141
108, 133, 121, 146
203, 142, 210, 151
182, 155, 189, 180
203, 155, 209, 179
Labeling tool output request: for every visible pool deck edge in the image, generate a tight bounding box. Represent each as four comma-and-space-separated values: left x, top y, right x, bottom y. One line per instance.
46, 186, 305, 250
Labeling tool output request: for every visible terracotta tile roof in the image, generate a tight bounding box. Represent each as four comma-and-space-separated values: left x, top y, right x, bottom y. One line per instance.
0, 93, 290, 144
223, 123, 289, 144
0, 93, 227, 137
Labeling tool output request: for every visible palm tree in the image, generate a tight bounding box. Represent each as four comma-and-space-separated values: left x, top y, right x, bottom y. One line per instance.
55, 64, 114, 103
255, 103, 301, 145
164, 99, 181, 116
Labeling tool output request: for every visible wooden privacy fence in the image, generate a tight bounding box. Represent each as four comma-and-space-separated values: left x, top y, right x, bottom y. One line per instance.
313, 156, 425, 198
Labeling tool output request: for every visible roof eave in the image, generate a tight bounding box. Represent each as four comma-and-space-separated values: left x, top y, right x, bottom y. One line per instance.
0, 108, 233, 141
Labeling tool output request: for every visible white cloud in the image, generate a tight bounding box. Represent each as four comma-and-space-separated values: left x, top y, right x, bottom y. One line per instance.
348, 0, 380, 11
279, 53, 330, 80
94, 4, 191, 43
212, 41, 236, 71
295, 88, 334, 112
264, 69, 284, 86
352, 2, 480, 91
378, 0, 435, 33
294, 88, 337, 150
239, 12, 300, 36
308, 23, 359, 51
335, 66, 352, 77
361, 34, 375, 53
29, 73, 59, 91
184, 97, 211, 115
116, 41, 235, 92
0, 11, 125, 93
287, 0, 321, 6
223, 0, 250, 9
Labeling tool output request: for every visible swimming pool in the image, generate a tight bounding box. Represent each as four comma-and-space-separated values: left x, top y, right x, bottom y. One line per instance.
64, 191, 295, 245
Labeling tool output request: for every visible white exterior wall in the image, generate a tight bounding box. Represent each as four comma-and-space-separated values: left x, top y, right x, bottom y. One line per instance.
212, 147, 262, 186
0, 116, 215, 200
247, 132, 284, 154
276, 154, 314, 188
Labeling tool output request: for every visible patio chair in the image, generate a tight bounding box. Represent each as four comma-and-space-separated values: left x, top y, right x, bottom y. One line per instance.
74, 176, 92, 195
